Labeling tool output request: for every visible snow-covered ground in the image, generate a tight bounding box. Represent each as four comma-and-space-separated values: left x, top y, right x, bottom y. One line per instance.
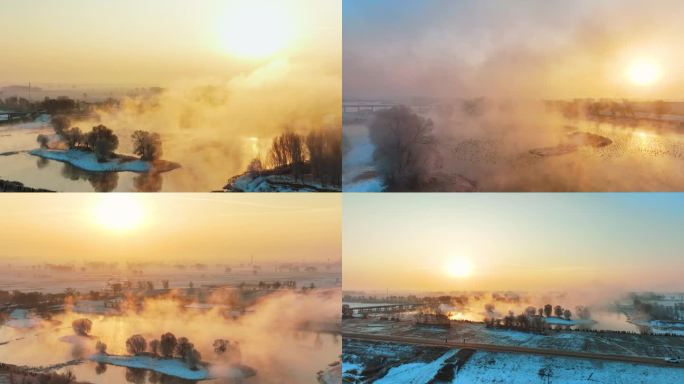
456, 350, 684, 384
89, 354, 211, 381
0, 114, 50, 130
376, 349, 457, 383
342, 122, 385, 192
30, 149, 151, 172
543, 317, 597, 326
345, 341, 684, 384
5, 309, 42, 329
227, 172, 339, 192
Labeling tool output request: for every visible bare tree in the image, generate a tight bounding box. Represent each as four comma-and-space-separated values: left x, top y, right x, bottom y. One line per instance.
149, 339, 161, 357
369, 106, 436, 190
174, 337, 192, 359
186, 348, 202, 370
213, 339, 229, 355
72, 318, 92, 336
554, 305, 563, 318
85, 125, 119, 161
563, 309, 572, 320
131, 130, 163, 161
95, 340, 108, 354
268, 131, 306, 179
159, 332, 177, 358
306, 127, 342, 186
37, 134, 49, 149
51, 115, 71, 136
63, 127, 83, 149
126, 334, 147, 355
247, 157, 263, 174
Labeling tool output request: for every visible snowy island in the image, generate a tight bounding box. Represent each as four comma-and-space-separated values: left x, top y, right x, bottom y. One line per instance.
30, 149, 180, 174
90, 354, 211, 381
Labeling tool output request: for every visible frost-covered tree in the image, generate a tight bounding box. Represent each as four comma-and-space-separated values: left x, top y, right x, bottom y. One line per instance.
369, 106, 436, 191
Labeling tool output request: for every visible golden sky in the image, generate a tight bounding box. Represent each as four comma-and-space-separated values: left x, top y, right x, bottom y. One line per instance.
0, 0, 340, 86
344, 0, 684, 100
343, 194, 684, 293
0, 194, 340, 264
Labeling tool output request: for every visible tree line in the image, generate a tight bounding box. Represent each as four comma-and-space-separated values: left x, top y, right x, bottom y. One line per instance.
249, 128, 342, 186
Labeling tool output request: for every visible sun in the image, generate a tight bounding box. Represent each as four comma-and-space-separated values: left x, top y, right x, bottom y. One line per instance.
93, 194, 145, 232
219, 2, 295, 59
446, 258, 474, 279
627, 59, 661, 86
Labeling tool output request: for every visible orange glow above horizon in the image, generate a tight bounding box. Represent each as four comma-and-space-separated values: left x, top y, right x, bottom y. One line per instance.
0, 194, 340, 264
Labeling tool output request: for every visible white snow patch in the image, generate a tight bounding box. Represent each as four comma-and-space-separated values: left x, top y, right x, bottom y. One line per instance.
456, 351, 684, 383
544, 317, 596, 326
30, 149, 150, 172
376, 349, 457, 384
90, 354, 210, 380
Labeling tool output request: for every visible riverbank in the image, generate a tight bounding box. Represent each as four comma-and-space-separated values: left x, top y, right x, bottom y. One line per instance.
223, 166, 341, 192
0, 179, 53, 192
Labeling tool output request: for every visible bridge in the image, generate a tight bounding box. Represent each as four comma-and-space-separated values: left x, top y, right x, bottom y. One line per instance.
0, 111, 44, 125
342, 103, 397, 113
345, 303, 425, 316
342, 103, 442, 114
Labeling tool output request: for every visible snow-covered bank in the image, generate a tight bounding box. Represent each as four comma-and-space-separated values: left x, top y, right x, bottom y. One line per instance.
0, 179, 53, 192
342, 122, 385, 192
224, 172, 340, 192
89, 354, 211, 381
30, 149, 180, 174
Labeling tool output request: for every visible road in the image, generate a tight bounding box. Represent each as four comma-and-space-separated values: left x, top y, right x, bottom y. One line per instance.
343, 332, 684, 368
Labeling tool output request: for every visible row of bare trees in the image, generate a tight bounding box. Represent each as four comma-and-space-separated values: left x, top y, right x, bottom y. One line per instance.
249, 128, 342, 186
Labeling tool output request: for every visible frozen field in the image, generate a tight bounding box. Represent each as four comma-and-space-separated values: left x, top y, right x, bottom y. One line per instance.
343, 339, 684, 383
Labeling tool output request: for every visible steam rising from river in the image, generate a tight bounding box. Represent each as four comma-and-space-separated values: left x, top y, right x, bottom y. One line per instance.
74, 59, 341, 191
0, 289, 341, 382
